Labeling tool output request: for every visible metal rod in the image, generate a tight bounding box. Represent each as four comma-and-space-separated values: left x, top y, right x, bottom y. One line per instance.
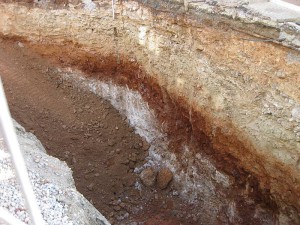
0, 78, 45, 225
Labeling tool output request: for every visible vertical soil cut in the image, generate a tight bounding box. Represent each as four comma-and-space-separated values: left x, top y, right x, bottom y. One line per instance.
0, 36, 280, 224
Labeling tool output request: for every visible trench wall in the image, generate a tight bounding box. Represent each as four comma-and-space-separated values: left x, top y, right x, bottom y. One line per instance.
0, 0, 299, 223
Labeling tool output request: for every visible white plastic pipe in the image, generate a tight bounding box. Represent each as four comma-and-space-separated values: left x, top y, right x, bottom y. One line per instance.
0, 208, 27, 225
0, 78, 45, 225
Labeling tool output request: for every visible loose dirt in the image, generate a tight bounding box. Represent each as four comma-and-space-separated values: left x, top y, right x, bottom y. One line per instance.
0, 37, 200, 224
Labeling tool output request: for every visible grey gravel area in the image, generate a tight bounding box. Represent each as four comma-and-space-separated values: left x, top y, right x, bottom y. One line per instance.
0, 121, 110, 225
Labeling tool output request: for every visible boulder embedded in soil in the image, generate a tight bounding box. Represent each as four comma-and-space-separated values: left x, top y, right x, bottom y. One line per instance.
157, 168, 173, 189
140, 168, 157, 187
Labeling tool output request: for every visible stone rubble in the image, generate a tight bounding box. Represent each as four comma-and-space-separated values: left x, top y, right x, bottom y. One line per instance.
139, 167, 174, 189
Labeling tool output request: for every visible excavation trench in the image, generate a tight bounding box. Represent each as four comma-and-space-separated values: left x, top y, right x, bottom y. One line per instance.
0, 37, 280, 224
1, 0, 300, 223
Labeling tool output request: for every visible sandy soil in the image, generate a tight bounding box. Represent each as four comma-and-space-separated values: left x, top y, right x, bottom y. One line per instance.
0, 37, 202, 224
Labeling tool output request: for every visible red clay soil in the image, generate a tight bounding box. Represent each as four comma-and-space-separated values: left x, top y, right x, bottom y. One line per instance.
25, 38, 278, 211
0, 37, 202, 224
0, 36, 279, 224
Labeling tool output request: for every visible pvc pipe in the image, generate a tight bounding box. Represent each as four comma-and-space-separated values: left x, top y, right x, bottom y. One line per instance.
0, 208, 27, 225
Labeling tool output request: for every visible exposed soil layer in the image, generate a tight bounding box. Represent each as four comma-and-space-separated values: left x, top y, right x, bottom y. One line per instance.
26, 38, 279, 208
0, 37, 201, 225
0, 36, 279, 224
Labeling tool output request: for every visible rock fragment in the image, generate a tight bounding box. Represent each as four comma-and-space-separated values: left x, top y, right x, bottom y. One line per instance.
87, 183, 95, 191
157, 168, 173, 189
292, 106, 300, 120
140, 168, 156, 187
17, 42, 24, 48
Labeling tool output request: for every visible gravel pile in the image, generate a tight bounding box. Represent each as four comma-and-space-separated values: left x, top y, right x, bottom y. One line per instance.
0, 173, 73, 224
0, 121, 109, 225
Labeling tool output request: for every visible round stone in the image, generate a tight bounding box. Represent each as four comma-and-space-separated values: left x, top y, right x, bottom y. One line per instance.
157, 168, 173, 189
140, 168, 157, 187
